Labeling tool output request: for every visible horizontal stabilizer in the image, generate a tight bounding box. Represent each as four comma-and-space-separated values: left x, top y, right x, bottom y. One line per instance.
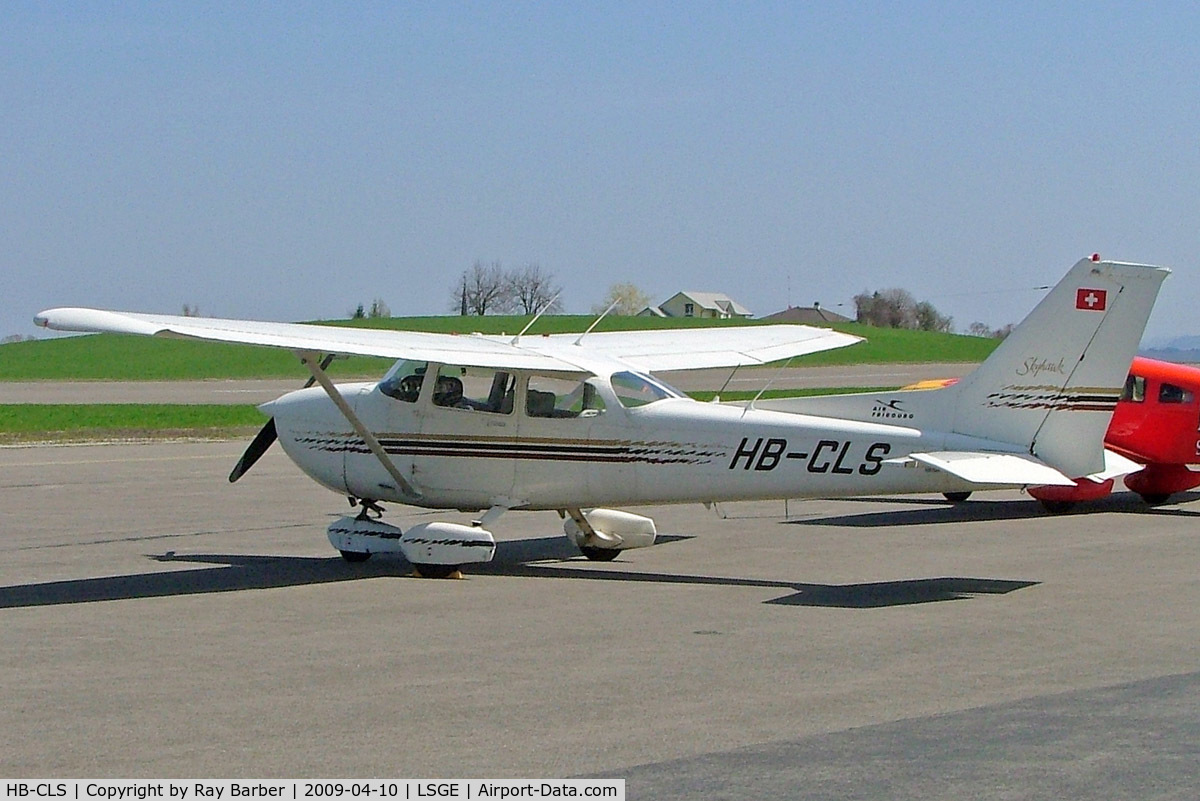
905, 451, 1076, 486
1088, 449, 1143, 482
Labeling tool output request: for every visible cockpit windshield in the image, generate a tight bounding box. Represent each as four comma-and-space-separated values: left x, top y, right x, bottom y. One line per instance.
379, 360, 428, 403
609, 371, 684, 408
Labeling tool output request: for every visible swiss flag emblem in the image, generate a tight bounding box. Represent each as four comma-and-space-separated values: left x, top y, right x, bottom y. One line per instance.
1076, 288, 1107, 311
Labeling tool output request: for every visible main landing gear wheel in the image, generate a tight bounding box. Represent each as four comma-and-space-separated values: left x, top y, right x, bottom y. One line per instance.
1139, 493, 1172, 506
943, 491, 972, 503
340, 550, 372, 563
1039, 499, 1076, 514
579, 546, 621, 562
412, 563, 461, 579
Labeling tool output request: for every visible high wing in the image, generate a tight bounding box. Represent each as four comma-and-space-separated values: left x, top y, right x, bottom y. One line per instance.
542, 326, 864, 372
33, 307, 863, 374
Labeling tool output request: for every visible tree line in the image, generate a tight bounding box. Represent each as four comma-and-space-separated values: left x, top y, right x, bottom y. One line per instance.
449, 263, 654, 318
353, 263, 1009, 339
451, 261, 564, 316
853, 287, 1011, 338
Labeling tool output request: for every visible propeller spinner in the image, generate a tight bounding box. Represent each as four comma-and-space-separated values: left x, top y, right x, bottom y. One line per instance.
228, 353, 335, 482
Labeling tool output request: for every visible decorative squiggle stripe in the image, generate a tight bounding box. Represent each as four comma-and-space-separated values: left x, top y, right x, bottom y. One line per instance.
984, 385, 1120, 412
327, 524, 400, 539
401, 537, 494, 548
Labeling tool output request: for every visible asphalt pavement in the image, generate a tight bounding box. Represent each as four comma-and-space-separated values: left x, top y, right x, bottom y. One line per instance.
2, 440, 1198, 797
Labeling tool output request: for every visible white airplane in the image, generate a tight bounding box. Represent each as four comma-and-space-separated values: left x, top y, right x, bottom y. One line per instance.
36, 256, 1168, 577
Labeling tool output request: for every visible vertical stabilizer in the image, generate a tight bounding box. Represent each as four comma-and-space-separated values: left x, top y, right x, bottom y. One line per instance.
948, 256, 1169, 477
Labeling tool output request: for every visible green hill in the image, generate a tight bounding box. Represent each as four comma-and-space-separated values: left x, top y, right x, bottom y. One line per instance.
0, 315, 998, 381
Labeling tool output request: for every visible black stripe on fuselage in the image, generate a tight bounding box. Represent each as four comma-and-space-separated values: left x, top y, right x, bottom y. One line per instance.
294, 434, 723, 465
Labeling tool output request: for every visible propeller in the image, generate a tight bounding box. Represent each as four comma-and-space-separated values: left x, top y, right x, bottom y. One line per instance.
228, 353, 336, 483
228, 417, 278, 482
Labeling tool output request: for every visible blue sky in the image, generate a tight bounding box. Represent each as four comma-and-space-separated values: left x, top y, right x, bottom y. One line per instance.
3, 2, 1198, 342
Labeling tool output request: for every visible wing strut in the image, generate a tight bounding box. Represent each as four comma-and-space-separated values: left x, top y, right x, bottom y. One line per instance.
296, 350, 423, 500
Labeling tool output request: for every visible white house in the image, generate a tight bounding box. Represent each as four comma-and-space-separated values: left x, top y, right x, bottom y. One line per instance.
639, 291, 753, 319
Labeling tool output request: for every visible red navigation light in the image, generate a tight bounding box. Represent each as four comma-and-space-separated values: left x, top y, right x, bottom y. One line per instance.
1091, 253, 1101, 262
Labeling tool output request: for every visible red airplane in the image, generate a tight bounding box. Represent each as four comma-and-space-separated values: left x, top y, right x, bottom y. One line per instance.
1025, 356, 1200, 511
921, 357, 1200, 511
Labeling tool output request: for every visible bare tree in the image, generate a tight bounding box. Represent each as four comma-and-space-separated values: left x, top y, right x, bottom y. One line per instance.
451, 261, 515, 315
507, 263, 563, 315
854, 288, 914, 328
967, 321, 1015, 339
368, 297, 391, 318
914, 300, 953, 333
592, 282, 651, 316
854, 288, 951, 332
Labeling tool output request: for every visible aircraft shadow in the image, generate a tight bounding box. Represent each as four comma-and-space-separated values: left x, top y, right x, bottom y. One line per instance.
796, 491, 1200, 528
0, 534, 1034, 610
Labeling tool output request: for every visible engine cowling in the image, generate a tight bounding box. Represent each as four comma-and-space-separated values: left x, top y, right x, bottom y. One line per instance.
564, 508, 657, 551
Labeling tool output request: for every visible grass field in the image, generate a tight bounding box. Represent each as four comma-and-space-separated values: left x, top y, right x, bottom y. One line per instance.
0, 404, 268, 443
0, 315, 997, 381
0, 386, 897, 443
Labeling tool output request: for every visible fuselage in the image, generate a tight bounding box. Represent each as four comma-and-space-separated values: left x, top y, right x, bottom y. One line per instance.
267, 360, 985, 512
1106, 356, 1200, 499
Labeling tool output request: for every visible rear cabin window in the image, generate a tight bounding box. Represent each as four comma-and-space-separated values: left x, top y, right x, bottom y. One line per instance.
1121, 374, 1146, 403
1159, 382, 1194, 404
525, 376, 606, 419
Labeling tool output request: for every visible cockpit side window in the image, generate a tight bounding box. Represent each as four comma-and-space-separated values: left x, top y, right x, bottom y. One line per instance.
1159, 382, 1194, 404
1120, 374, 1146, 403
526, 376, 607, 419
432, 365, 515, 414
379, 360, 429, 403
610, 371, 684, 409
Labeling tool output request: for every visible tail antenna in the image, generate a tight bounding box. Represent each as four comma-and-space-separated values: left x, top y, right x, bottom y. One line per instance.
574, 298, 620, 346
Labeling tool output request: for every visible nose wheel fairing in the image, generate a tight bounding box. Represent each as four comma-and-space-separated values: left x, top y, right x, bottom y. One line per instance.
327, 516, 496, 575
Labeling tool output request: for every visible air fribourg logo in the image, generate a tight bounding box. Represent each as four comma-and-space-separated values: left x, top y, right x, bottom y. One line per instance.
871, 399, 913, 420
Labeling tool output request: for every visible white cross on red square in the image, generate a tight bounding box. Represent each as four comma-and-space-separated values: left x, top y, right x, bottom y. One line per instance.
1076, 288, 1107, 311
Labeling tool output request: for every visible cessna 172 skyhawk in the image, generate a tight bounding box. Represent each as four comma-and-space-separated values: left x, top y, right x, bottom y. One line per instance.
36, 256, 1168, 577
